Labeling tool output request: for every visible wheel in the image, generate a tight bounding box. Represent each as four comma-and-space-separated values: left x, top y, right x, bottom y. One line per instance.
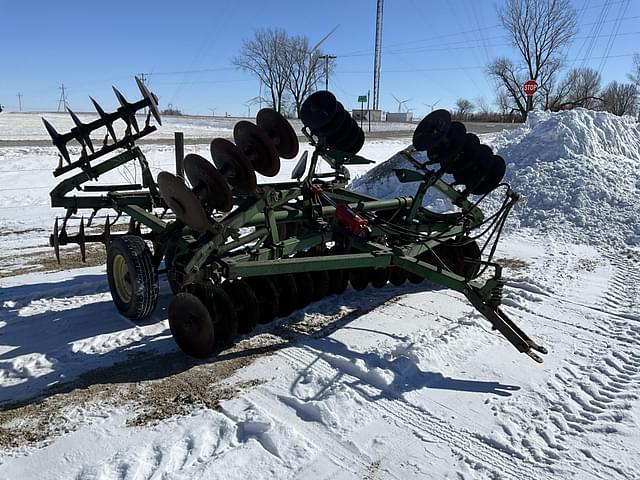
164, 240, 184, 294
107, 235, 159, 321
207, 284, 239, 344
371, 268, 389, 288
273, 274, 298, 316
168, 292, 215, 358
310, 270, 331, 301
388, 267, 407, 286
222, 280, 260, 333
293, 272, 314, 308
246, 276, 280, 324
349, 268, 370, 291
407, 271, 424, 284
328, 269, 349, 295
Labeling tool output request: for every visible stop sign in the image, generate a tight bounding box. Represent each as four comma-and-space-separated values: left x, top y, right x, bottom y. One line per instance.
523, 79, 538, 96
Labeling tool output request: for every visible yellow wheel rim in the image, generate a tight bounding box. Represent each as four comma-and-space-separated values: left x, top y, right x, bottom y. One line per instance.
113, 254, 132, 303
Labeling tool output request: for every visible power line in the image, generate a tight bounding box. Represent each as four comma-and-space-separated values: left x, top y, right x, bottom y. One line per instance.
597, 0, 630, 75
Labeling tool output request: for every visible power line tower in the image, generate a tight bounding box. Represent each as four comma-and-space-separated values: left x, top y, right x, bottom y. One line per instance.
17, 93, 23, 112
57, 84, 68, 112
372, 0, 384, 111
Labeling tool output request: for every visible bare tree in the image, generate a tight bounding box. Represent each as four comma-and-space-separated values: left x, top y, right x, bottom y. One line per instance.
454, 98, 474, 120
628, 54, 640, 120
287, 35, 326, 117
599, 81, 638, 116
488, 0, 577, 120
475, 96, 491, 117
233, 28, 292, 113
488, 57, 527, 119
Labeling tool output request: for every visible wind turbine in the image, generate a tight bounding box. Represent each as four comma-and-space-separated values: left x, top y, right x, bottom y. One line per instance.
424, 99, 440, 112
392, 94, 411, 112
208, 107, 216, 117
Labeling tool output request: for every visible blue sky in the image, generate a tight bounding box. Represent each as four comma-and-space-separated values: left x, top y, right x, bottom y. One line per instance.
0, 0, 638, 117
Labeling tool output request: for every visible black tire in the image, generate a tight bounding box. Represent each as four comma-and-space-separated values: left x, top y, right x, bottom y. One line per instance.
168, 292, 215, 358
273, 274, 298, 316
293, 272, 314, 308
407, 271, 424, 284
207, 285, 239, 344
371, 268, 389, 288
246, 276, 280, 324
222, 280, 260, 333
310, 270, 331, 301
328, 269, 349, 295
349, 268, 370, 291
388, 267, 408, 286
107, 235, 159, 321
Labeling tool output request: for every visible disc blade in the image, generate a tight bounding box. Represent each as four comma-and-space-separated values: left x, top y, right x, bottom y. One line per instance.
233, 120, 280, 177
413, 109, 451, 151
256, 108, 299, 159
183, 153, 233, 212
157, 171, 209, 232
210, 138, 257, 193
311, 101, 346, 137
300, 90, 338, 130
470, 154, 506, 195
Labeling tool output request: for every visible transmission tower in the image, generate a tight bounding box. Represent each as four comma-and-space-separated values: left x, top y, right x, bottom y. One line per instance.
372, 0, 384, 111
57, 84, 68, 112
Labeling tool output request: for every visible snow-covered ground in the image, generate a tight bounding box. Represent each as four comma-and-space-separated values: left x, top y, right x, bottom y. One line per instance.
0, 112, 415, 143
1, 109, 639, 479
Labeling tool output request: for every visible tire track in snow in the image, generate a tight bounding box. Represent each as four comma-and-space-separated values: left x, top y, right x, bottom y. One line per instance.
250, 388, 394, 480
491, 249, 640, 479
277, 346, 551, 480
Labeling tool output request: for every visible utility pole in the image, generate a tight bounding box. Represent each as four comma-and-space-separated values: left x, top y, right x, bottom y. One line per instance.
372, 0, 384, 110
57, 84, 68, 112
319, 54, 336, 90
17, 93, 23, 112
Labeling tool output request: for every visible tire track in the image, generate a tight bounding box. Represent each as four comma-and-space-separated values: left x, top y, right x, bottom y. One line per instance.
277, 345, 552, 480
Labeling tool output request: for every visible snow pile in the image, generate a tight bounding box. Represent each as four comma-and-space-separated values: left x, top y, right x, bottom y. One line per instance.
352, 108, 640, 247
491, 108, 640, 246
349, 150, 457, 214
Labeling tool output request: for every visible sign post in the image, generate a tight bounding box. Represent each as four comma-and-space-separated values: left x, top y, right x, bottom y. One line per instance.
358, 95, 367, 129
523, 79, 538, 112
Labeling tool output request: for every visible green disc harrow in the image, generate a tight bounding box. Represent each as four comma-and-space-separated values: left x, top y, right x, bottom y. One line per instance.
44, 79, 547, 363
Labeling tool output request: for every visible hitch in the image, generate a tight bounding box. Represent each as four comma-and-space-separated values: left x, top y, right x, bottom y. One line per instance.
464, 286, 548, 363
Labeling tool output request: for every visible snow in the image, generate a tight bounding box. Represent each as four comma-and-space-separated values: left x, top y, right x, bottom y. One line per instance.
1, 110, 640, 479
353, 109, 640, 247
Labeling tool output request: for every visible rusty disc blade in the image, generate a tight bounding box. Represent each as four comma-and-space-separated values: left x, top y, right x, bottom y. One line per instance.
233, 120, 280, 177
157, 171, 209, 232
184, 153, 233, 212
210, 138, 257, 194
256, 108, 299, 159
